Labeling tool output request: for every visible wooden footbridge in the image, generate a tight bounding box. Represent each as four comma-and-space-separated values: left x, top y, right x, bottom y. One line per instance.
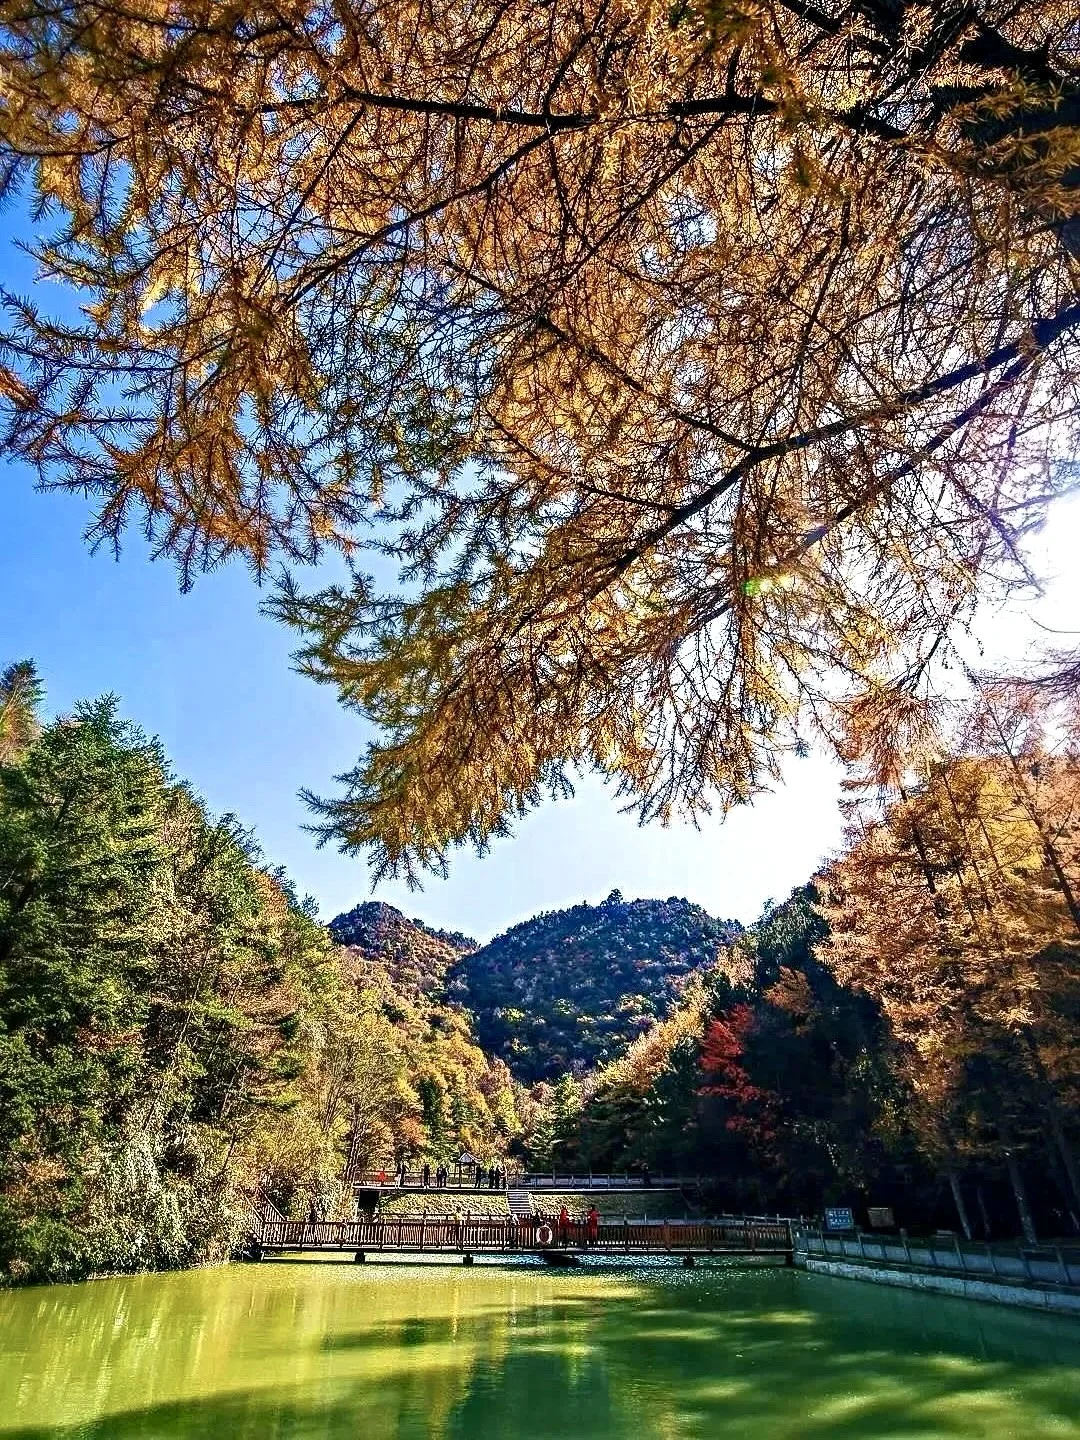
251, 1213, 794, 1265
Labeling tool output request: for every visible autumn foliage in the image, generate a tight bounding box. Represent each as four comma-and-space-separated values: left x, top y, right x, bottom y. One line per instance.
0, 4, 1078, 877
698, 1006, 778, 1149
541, 681, 1080, 1233
820, 681, 1080, 1236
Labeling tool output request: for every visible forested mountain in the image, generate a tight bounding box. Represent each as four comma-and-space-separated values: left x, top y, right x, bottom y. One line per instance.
330, 901, 475, 994
327, 892, 740, 1085
534, 890, 906, 1213
449, 893, 741, 1084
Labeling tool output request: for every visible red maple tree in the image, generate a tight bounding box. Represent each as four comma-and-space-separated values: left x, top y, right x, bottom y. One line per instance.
699, 1005, 779, 1149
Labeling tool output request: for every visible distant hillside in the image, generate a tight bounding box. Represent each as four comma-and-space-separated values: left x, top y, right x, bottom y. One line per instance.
329, 901, 476, 995
448, 892, 741, 1083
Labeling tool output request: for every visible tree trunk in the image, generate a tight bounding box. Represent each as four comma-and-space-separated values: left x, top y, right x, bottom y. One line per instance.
976, 1183, 992, 1240
897, 783, 948, 921
1005, 1151, 1037, 1244
946, 1168, 973, 1241
1047, 1109, 1080, 1219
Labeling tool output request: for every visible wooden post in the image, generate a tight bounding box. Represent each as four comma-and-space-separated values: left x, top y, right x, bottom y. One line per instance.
397, 1215, 404, 1250
419, 1215, 426, 1252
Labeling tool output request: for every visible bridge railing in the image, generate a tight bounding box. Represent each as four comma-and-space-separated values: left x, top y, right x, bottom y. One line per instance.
796, 1228, 1080, 1287
519, 1173, 699, 1190
353, 1170, 509, 1190
352, 1170, 704, 1191
254, 1214, 793, 1254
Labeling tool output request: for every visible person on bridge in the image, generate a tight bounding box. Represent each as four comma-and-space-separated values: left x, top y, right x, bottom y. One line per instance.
558, 1205, 570, 1248
586, 1205, 599, 1245
475, 1163, 485, 1190
422, 1163, 431, 1189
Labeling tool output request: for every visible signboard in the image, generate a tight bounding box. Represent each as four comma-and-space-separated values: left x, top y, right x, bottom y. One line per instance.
867, 1206, 895, 1229
824, 1207, 855, 1232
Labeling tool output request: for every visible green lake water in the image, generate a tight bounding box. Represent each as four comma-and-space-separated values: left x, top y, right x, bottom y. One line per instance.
1, 1256, 1078, 1438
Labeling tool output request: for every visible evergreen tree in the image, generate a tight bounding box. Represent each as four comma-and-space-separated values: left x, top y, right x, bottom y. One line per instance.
0, 665, 528, 1282
0, 698, 164, 1278
0, 661, 43, 763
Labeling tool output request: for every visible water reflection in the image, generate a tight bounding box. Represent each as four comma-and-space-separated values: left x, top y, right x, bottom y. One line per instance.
0, 1258, 1077, 1438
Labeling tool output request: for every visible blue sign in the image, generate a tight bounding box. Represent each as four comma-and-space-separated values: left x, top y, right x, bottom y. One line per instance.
824, 1207, 854, 1232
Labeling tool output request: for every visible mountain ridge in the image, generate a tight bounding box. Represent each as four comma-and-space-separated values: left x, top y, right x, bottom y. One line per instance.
329, 891, 741, 1083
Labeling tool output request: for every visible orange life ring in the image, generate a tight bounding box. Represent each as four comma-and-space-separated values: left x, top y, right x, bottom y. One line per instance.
536, 1223, 554, 1246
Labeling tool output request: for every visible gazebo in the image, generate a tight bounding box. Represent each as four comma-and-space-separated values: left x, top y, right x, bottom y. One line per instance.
456, 1151, 480, 1185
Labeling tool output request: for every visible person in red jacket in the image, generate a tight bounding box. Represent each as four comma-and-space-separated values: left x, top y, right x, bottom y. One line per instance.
558, 1205, 571, 1247
586, 1205, 599, 1246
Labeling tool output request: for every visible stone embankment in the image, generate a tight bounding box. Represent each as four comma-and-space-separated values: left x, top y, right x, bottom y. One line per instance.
794, 1228, 1080, 1317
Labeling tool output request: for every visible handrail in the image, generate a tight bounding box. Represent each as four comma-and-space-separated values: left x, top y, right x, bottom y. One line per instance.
794, 1227, 1080, 1289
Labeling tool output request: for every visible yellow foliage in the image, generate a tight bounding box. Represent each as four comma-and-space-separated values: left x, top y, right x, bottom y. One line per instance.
2, 2, 1079, 877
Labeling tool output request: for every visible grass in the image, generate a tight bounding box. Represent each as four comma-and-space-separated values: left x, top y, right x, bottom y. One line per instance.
528, 1191, 698, 1220
378, 1192, 511, 1218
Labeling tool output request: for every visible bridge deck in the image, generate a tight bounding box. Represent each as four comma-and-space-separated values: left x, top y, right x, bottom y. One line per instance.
253, 1215, 793, 1258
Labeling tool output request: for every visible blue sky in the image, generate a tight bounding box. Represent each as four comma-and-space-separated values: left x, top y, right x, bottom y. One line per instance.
2, 206, 1077, 941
